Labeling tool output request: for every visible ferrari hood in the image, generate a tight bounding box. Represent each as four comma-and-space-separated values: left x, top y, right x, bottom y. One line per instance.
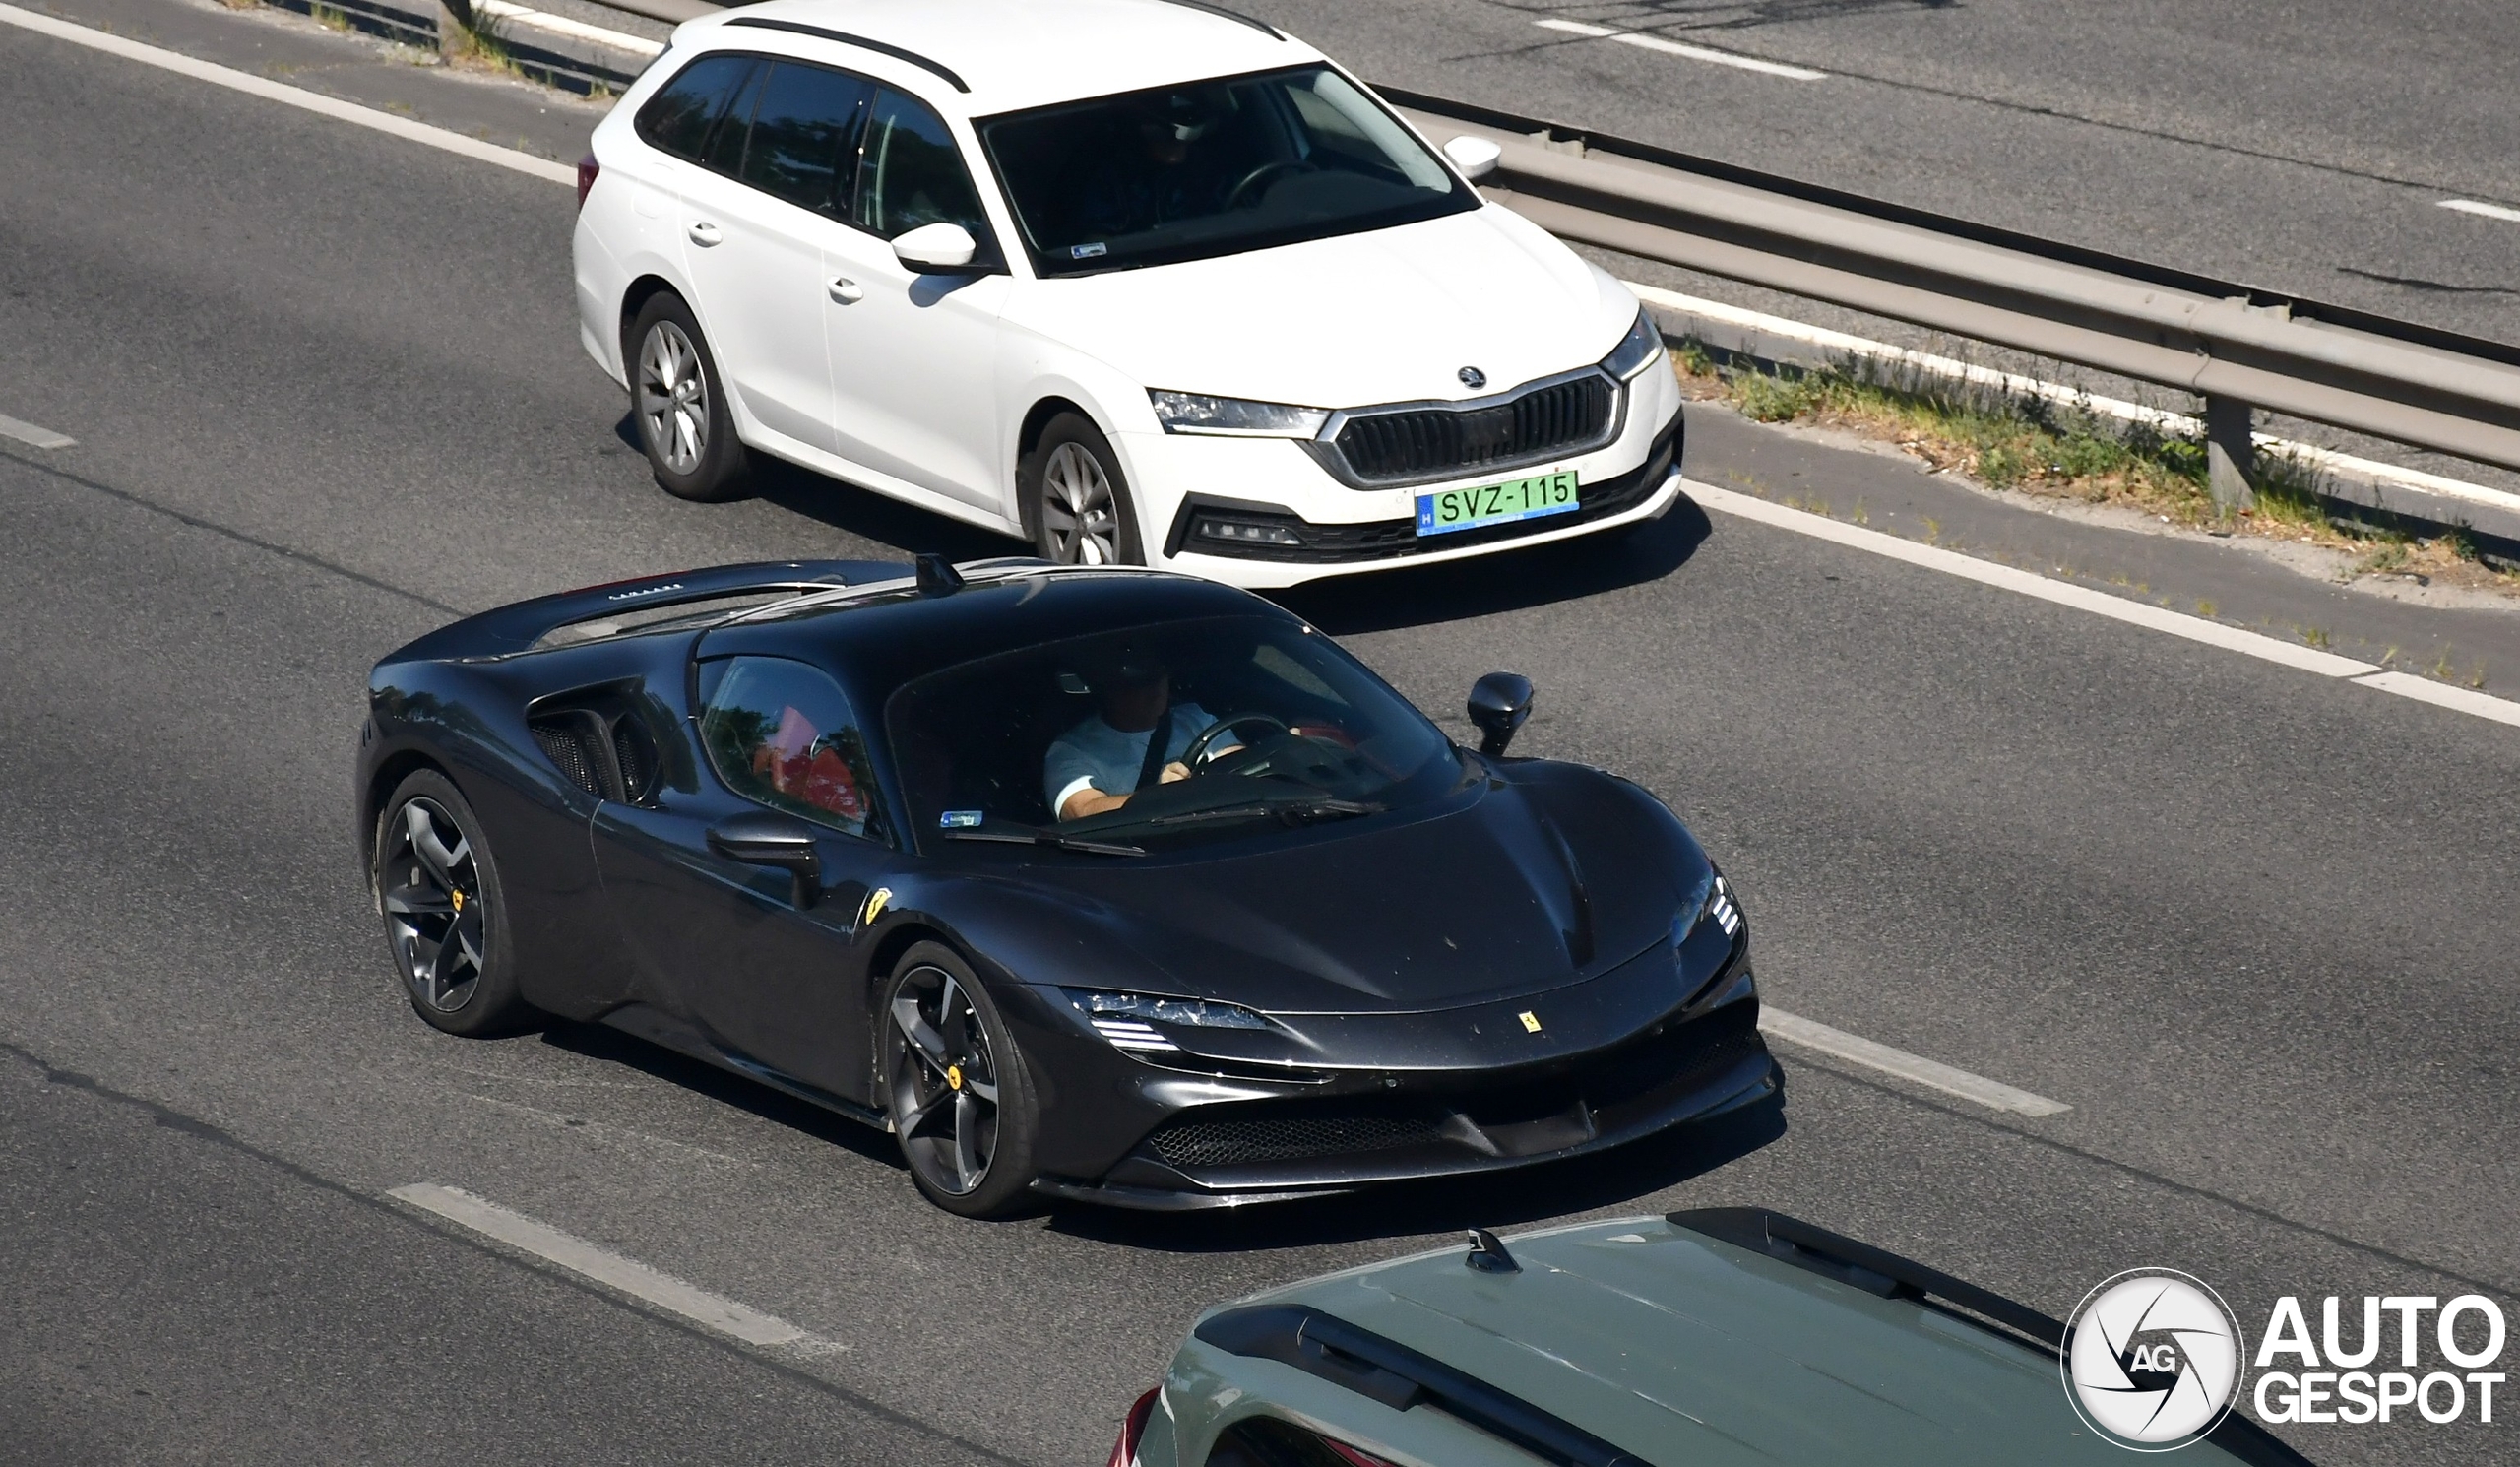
1027, 771, 1702, 1014
1004, 206, 1637, 411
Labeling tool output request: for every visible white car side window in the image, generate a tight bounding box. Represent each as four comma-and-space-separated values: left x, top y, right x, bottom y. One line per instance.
854, 88, 987, 240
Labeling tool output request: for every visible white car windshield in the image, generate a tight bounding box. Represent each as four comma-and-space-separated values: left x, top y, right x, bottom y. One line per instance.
978, 65, 1475, 276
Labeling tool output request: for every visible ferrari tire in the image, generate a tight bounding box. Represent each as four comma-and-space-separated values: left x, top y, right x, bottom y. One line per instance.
881, 942, 1042, 1218
628, 292, 750, 502
1020, 412, 1143, 566
374, 768, 533, 1037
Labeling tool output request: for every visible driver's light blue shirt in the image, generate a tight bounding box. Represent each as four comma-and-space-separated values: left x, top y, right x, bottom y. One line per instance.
1044, 703, 1216, 816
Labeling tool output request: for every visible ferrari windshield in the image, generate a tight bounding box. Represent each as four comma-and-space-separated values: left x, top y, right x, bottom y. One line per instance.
886, 614, 1461, 851
978, 65, 1475, 276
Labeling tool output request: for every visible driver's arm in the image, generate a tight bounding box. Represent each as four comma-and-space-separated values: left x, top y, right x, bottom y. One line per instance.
1058, 782, 1131, 821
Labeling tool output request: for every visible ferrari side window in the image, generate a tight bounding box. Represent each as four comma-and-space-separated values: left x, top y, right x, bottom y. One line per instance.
697, 656, 888, 842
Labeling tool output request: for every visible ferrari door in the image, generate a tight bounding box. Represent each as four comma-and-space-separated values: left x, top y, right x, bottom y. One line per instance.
594, 654, 897, 1103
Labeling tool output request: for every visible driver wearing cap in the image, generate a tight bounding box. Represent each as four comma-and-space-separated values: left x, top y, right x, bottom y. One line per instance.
1045, 656, 1237, 821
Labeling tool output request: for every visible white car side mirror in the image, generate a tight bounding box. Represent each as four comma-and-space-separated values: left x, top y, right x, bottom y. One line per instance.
892, 221, 978, 273
1443, 135, 1503, 182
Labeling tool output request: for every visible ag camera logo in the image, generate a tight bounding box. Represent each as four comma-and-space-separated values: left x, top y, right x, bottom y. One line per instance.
2064, 1269, 2244, 1449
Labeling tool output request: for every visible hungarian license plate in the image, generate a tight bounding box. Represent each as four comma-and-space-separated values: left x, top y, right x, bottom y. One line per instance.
1415, 471, 1580, 537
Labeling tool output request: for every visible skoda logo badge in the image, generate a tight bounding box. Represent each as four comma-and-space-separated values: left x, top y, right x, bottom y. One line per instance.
2062, 1269, 2244, 1449
1458, 366, 1486, 389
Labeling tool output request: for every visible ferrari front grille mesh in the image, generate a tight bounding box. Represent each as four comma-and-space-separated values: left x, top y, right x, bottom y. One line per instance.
530, 719, 606, 799
1147, 1114, 1443, 1170
1332, 375, 1614, 482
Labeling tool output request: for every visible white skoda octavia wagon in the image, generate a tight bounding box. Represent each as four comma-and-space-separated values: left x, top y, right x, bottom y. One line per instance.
572, 0, 1682, 588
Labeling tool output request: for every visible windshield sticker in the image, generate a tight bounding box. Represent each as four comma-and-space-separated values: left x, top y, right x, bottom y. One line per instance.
939, 809, 984, 828
1069, 242, 1108, 259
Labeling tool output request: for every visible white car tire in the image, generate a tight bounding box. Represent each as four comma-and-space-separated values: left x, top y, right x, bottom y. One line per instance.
1021, 412, 1144, 566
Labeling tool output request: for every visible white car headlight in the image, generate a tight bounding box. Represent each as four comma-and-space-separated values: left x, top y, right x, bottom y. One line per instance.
1149, 390, 1331, 438
1602, 308, 1665, 380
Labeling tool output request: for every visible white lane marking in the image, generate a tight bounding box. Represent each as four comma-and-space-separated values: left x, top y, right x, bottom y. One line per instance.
1760, 1007, 2070, 1116
0, 412, 76, 449
0, 2, 575, 186
389, 1184, 830, 1348
2440, 199, 2520, 223
2349, 670, 2520, 728
1690, 480, 2384, 677
1537, 19, 1828, 81
474, 0, 662, 57
1629, 281, 2520, 519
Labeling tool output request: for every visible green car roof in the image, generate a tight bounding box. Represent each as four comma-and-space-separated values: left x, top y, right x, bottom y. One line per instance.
1179, 1214, 2267, 1466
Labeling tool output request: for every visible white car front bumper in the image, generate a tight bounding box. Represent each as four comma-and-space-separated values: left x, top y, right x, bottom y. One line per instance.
1117, 363, 1686, 591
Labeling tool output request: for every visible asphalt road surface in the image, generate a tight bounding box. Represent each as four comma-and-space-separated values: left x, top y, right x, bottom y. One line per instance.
2, 9, 2516, 1466
1239, 0, 2520, 348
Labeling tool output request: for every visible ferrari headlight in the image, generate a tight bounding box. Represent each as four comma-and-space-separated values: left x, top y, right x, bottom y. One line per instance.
1602, 308, 1664, 380
1066, 989, 1272, 1052
1149, 390, 1330, 438
1676, 869, 1741, 948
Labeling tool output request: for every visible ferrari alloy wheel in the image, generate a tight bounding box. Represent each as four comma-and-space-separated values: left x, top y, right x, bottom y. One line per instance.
883, 943, 1040, 1217
628, 293, 749, 502
375, 768, 531, 1037
1024, 412, 1142, 566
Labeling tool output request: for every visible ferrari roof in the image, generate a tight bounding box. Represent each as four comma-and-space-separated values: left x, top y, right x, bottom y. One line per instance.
702, 566, 1292, 705
674, 0, 1322, 115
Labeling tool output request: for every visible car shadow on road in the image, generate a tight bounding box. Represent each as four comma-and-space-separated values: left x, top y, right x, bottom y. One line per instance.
1046, 1087, 1786, 1254
537, 1020, 909, 1174
1274, 493, 1714, 636
610, 412, 1017, 563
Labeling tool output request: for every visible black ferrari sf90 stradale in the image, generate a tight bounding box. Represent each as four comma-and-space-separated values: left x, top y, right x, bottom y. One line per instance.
357, 557, 1773, 1216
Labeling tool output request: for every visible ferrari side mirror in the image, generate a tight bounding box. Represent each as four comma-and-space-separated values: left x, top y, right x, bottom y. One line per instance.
1467, 671, 1534, 757
708, 811, 823, 907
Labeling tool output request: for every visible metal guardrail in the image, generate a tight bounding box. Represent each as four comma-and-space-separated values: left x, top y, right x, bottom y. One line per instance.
1379, 87, 2520, 510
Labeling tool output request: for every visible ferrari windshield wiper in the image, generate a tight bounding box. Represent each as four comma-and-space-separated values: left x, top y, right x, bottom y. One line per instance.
1142, 797, 1384, 828
940, 828, 1147, 857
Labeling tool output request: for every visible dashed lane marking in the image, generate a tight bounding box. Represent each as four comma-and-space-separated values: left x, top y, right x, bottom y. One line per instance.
389, 1183, 837, 1351
1536, 19, 1828, 81
0, 412, 76, 450
2440, 199, 2520, 223
0, 1, 575, 186
1761, 1007, 2071, 1116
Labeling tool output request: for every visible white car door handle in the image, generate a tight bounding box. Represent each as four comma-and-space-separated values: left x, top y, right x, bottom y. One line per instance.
686, 221, 722, 246
828, 277, 863, 304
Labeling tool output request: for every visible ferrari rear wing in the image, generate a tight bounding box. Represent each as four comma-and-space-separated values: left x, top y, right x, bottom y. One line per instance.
383, 558, 909, 664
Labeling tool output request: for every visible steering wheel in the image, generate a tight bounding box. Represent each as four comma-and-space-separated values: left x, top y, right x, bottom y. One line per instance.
1180, 713, 1292, 773
1225, 159, 1314, 210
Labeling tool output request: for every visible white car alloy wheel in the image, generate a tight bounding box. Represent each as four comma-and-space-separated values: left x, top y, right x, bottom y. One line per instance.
1041, 441, 1122, 565
638, 320, 710, 476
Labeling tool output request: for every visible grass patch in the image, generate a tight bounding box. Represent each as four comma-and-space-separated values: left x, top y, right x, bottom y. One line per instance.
442, 8, 523, 75
1670, 345, 2520, 597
